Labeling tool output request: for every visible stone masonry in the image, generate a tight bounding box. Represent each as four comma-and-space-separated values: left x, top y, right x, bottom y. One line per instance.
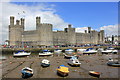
9, 16, 104, 46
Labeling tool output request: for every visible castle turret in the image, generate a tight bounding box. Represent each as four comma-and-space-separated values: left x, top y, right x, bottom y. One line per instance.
66, 24, 76, 45
10, 16, 14, 26
88, 27, 91, 33
68, 24, 72, 28
90, 30, 99, 44
9, 16, 23, 46
16, 20, 20, 25
98, 30, 104, 44
37, 23, 53, 46
36, 16, 40, 26
21, 18, 25, 27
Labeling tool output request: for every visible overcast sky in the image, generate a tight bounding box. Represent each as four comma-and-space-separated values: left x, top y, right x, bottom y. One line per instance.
0, 0, 119, 44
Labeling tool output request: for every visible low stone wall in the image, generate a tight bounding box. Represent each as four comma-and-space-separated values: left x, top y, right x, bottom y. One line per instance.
1, 46, 120, 55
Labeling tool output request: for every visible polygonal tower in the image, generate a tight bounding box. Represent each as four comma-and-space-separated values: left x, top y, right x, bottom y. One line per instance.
66, 24, 76, 45
36, 16, 53, 46
99, 30, 105, 44
9, 16, 24, 46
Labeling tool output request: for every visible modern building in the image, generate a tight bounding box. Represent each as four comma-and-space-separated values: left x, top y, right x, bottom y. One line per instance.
9, 16, 105, 47
105, 35, 120, 45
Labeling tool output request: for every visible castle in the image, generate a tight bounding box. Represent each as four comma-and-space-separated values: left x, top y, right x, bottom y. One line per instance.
9, 16, 104, 47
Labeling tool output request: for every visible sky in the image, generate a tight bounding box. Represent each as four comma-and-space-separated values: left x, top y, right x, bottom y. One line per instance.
0, 1, 119, 44
11, 2, 118, 29
52, 2, 118, 28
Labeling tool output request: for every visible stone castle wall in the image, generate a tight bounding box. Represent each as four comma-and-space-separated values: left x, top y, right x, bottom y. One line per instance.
22, 30, 38, 46
37, 23, 53, 46
9, 16, 105, 46
53, 31, 67, 45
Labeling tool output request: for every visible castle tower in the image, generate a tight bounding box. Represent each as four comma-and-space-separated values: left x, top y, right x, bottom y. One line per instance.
66, 24, 76, 45
36, 17, 40, 27
10, 16, 14, 26
88, 27, 92, 44
9, 16, 15, 46
99, 30, 105, 44
85, 30, 87, 33
91, 30, 99, 44
68, 24, 72, 28
9, 16, 23, 46
16, 20, 20, 25
21, 18, 25, 27
37, 23, 53, 46
21, 18, 25, 30
88, 27, 91, 33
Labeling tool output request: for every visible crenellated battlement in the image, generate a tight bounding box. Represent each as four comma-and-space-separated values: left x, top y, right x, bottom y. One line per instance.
40, 23, 52, 26
9, 16, 105, 46
9, 16, 25, 29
